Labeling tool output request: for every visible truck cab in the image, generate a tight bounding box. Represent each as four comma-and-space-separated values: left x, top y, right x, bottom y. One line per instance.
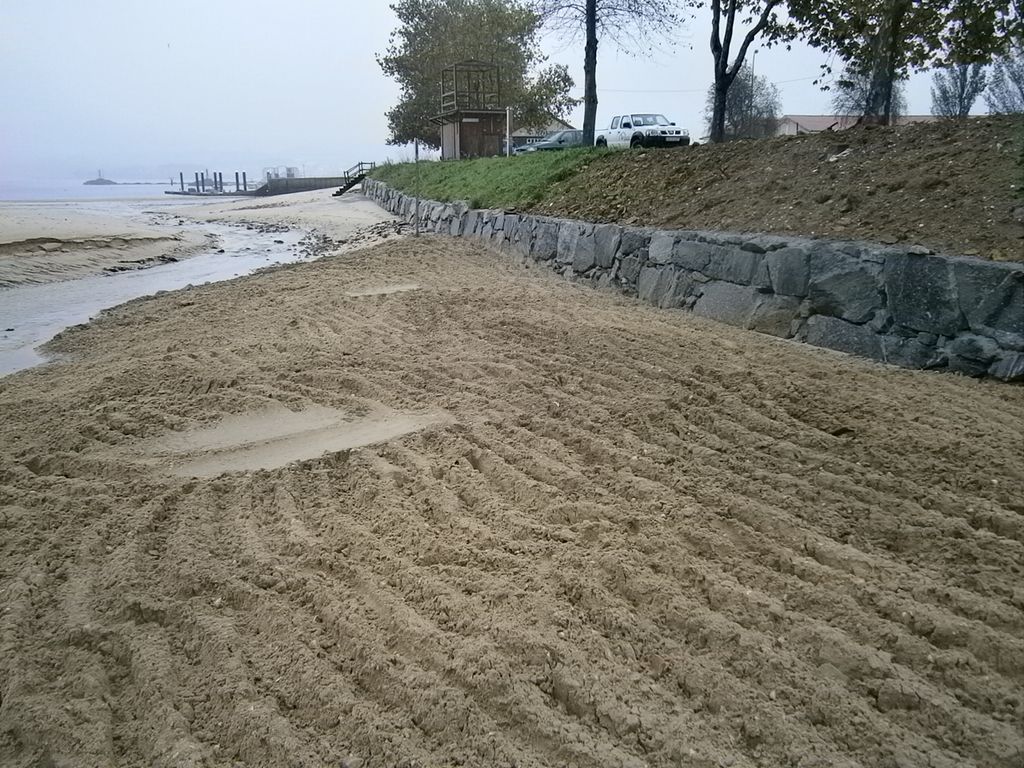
595, 114, 690, 149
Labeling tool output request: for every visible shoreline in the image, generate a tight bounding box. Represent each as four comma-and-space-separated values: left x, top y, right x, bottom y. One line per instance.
0, 190, 404, 377
0, 188, 395, 289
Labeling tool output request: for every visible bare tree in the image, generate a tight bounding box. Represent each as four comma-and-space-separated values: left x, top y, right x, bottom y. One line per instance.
930, 63, 987, 117
534, 1, 685, 145
707, 0, 796, 143
702, 64, 781, 139
985, 47, 1024, 113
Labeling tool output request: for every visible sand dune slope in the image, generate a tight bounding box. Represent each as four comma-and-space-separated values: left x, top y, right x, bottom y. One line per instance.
1, 237, 1022, 768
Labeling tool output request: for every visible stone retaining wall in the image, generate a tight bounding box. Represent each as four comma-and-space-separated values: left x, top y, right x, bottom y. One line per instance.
364, 179, 1024, 381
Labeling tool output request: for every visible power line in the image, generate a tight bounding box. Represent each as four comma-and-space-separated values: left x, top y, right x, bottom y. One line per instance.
594, 75, 819, 95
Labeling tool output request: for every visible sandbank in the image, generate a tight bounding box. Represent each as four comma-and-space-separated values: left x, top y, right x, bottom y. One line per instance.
0, 190, 394, 289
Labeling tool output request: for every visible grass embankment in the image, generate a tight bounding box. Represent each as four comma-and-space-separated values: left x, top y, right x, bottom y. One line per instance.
370, 148, 609, 210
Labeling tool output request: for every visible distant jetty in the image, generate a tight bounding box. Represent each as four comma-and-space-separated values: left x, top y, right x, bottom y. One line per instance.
84, 170, 116, 185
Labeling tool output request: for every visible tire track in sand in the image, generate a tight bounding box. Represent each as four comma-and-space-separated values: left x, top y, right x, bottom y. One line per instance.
1, 235, 1022, 767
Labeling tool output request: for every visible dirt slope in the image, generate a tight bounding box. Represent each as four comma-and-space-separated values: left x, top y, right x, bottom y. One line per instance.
533, 116, 1024, 261
2, 237, 1023, 767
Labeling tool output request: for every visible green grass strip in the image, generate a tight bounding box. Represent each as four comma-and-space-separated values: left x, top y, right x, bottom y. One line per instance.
370, 148, 610, 210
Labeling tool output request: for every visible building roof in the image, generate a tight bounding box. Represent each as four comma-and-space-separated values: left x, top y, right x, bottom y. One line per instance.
779, 114, 942, 133
512, 115, 575, 138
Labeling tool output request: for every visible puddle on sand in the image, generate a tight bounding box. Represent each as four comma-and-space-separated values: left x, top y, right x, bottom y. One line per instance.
0, 224, 305, 376
143, 403, 449, 477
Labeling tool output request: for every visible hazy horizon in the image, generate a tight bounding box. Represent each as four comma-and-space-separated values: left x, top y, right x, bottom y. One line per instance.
1, 0, 948, 183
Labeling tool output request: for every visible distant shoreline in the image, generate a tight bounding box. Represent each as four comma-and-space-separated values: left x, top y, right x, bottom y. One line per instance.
84, 181, 172, 186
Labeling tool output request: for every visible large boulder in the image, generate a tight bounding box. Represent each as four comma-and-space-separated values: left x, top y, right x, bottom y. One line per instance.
805, 315, 884, 360
618, 228, 651, 258
648, 232, 676, 265
692, 281, 762, 327
618, 255, 643, 285
638, 266, 691, 308
765, 246, 810, 297
808, 247, 881, 323
671, 240, 716, 272
884, 252, 965, 336
881, 335, 941, 369
700, 246, 764, 286
989, 352, 1024, 382
593, 224, 622, 269
557, 221, 581, 265
953, 259, 1024, 349
572, 230, 598, 273
532, 220, 559, 261
749, 294, 802, 338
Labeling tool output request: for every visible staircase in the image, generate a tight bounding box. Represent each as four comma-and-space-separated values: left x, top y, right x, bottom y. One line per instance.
332, 162, 376, 196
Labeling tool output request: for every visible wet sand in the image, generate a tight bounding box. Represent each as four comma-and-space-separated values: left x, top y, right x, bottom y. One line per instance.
0, 190, 393, 288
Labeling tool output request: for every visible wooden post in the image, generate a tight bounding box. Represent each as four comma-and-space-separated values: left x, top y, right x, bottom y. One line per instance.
179, 172, 184, 192
243, 172, 248, 191
200, 173, 206, 193
235, 172, 240, 192
414, 139, 420, 237
194, 172, 200, 193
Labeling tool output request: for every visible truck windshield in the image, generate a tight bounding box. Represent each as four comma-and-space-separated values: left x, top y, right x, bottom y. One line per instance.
631, 114, 670, 126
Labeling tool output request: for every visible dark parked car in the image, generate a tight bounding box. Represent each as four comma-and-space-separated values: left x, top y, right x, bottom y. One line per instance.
518, 130, 586, 153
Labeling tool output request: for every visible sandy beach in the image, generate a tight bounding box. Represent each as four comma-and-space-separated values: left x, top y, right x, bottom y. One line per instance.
0, 191, 397, 289
1, 193, 1023, 767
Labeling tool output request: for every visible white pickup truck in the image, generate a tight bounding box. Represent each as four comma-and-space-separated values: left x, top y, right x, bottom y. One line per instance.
595, 113, 690, 149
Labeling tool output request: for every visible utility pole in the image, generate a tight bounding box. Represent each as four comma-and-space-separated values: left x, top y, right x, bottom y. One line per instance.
748, 49, 757, 139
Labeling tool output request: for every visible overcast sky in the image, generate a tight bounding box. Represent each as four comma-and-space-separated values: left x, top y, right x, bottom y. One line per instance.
0, 0, 941, 181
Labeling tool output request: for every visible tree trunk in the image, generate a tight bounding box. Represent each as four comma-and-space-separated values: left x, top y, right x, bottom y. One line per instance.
710, 80, 729, 142
582, 0, 598, 146
861, 0, 908, 125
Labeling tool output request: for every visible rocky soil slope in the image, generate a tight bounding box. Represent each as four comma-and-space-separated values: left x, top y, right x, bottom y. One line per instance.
533, 116, 1024, 261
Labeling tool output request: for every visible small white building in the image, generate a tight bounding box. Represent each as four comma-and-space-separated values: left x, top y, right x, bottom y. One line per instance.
777, 114, 940, 136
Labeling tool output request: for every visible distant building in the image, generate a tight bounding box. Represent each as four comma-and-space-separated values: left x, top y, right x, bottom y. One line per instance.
776, 114, 940, 136
510, 116, 576, 151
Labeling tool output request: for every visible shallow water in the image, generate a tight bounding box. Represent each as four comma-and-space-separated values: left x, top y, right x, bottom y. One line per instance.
0, 222, 306, 376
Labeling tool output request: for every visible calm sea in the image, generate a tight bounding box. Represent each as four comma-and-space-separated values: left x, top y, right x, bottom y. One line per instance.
0, 179, 177, 202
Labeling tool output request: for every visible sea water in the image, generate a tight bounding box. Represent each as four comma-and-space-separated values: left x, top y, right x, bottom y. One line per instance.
0, 179, 178, 202
0, 195, 310, 375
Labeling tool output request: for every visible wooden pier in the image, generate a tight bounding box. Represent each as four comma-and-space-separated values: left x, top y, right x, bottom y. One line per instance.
165, 164, 377, 197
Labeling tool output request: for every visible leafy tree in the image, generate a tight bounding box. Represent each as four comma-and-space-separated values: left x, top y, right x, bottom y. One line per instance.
702, 64, 781, 139
985, 47, 1024, 113
534, 1, 685, 146
705, 0, 797, 143
831, 64, 907, 121
378, 0, 577, 147
789, 0, 1023, 125
930, 63, 987, 116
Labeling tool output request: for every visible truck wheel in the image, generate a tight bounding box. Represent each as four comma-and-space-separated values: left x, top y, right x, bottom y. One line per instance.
596, 138, 607, 148
630, 136, 643, 149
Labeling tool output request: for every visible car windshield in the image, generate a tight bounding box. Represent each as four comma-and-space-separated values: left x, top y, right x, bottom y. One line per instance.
631, 114, 670, 126
545, 131, 568, 141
